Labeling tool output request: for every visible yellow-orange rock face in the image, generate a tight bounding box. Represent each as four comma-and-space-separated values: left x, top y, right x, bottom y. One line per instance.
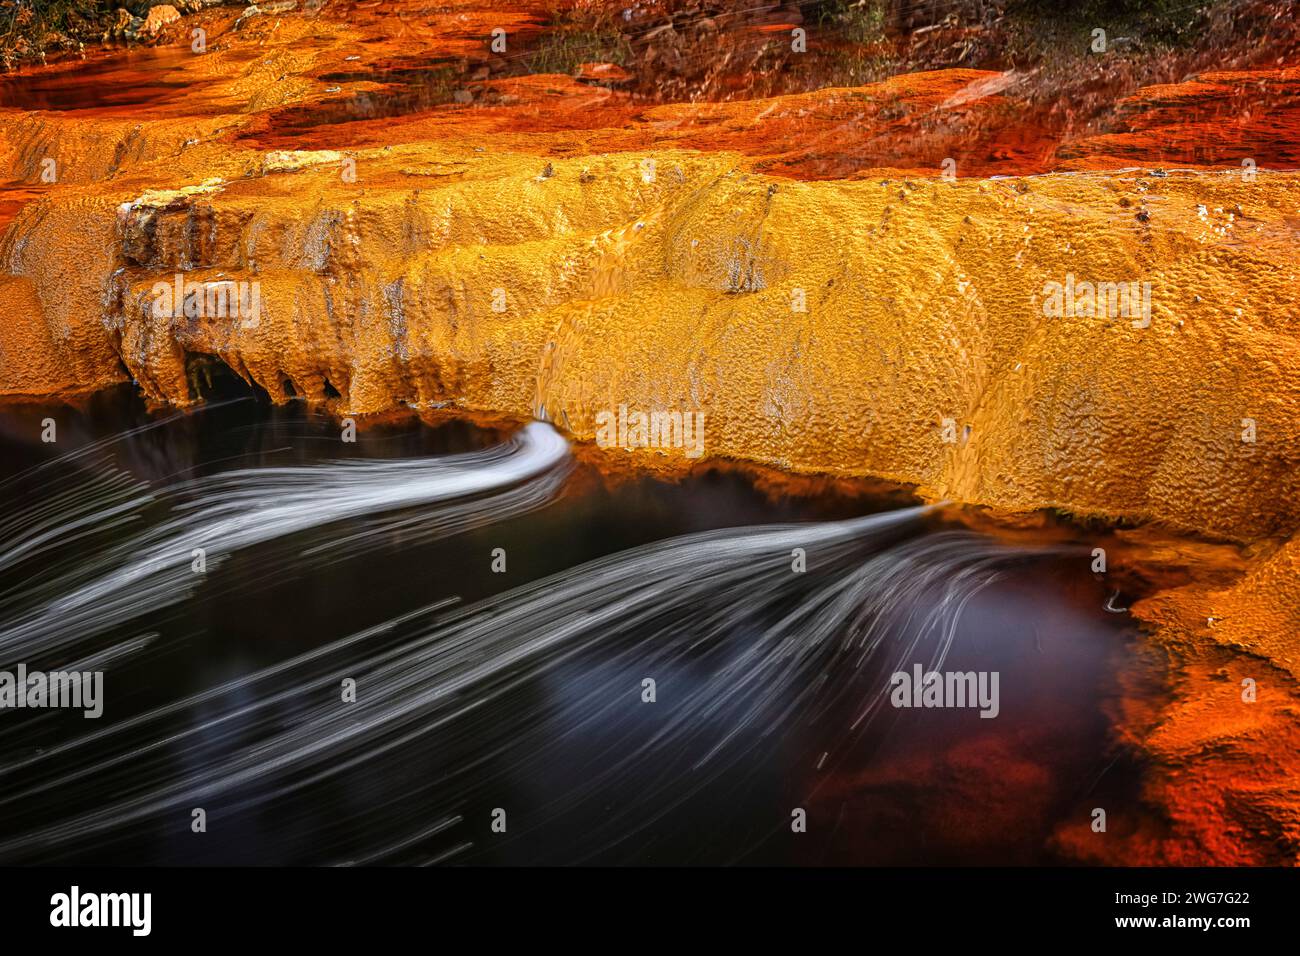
5, 142, 1299, 542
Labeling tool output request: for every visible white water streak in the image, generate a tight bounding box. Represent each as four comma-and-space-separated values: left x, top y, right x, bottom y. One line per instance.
0, 422, 571, 664
0, 505, 1053, 863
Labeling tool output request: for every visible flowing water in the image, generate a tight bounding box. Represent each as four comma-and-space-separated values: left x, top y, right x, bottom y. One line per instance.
0, 384, 1153, 865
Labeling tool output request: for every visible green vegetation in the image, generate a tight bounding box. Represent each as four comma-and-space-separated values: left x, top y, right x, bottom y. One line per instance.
0, 0, 120, 68
526, 20, 631, 75
818, 0, 889, 45
1009, 0, 1218, 48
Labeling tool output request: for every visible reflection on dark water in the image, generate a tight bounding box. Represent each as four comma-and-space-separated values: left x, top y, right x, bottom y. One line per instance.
0, 48, 202, 113
249, 74, 461, 147
0, 387, 1153, 865
0, 182, 50, 233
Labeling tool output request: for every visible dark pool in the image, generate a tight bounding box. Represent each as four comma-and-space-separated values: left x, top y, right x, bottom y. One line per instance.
0, 385, 1157, 865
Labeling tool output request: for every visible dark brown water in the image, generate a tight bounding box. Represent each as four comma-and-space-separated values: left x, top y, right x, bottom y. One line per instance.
0, 48, 205, 113
0, 383, 1154, 865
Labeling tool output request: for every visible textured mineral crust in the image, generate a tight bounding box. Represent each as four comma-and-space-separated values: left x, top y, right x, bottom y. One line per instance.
0, 0, 1298, 863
